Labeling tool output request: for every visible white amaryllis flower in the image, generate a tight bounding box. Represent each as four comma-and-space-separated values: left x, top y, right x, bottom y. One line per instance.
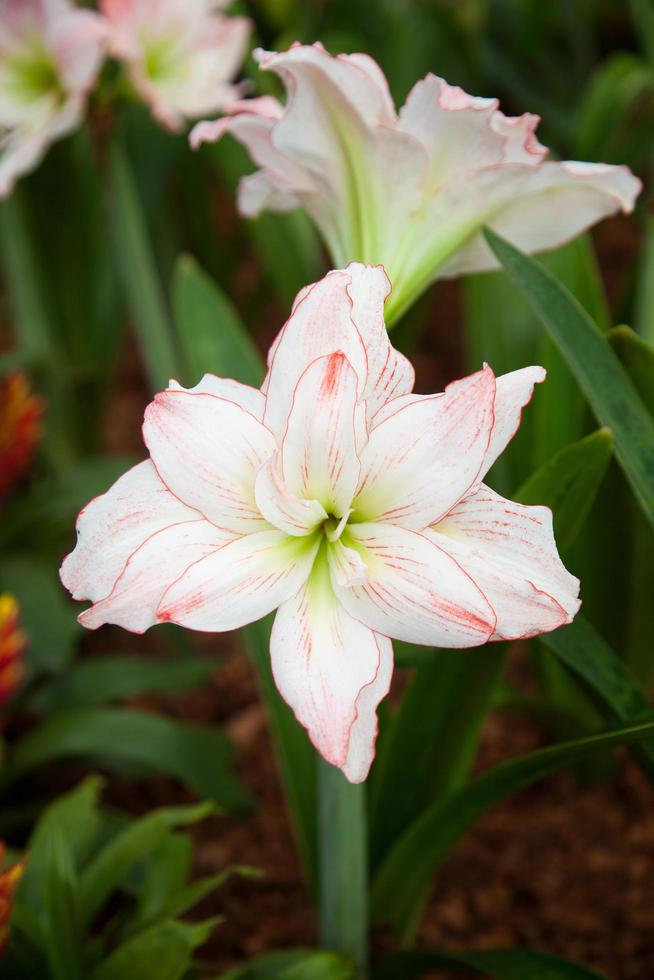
190, 42, 641, 323
0, 0, 107, 199
60, 264, 580, 782
100, 0, 250, 131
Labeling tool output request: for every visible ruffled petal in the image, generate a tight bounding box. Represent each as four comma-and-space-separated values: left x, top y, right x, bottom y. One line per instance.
60, 460, 203, 604
431, 485, 580, 640
270, 549, 392, 782
142, 389, 275, 532
157, 528, 319, 631
78, 518, 229, 633
354, 365, 496, 529
332, 523, 495, 647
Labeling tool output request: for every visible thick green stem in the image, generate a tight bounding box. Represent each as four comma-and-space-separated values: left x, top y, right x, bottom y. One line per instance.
318, 759, 368, 977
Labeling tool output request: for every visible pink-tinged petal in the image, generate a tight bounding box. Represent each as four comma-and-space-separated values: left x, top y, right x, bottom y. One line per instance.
167, 374, 265, 420
280, 352, 361, 517
270, 552, 392, 781
482, 365, 546, 476
399, 74, 503, 190
79, 518, 229, 633
262, 269, 368, 439
332, 523, 495, 647
490, 111, 547, 165
60, 459, 201, 604
431, 485, 580, 640
142, 389, 275, 532
354, 366, 496, 529
437, 160, 641, 279
254, 454, 327, 537
158, 529, 319, 631
50, 10, 108, 94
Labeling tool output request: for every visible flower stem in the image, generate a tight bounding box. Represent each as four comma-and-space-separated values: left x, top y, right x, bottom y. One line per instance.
318, 758, 369, 976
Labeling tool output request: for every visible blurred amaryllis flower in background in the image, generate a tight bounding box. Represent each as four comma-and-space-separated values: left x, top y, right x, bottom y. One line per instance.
61, 264, 580, 782
0, 0, 107, 199
100, 0, 250, 131
191, 42, 641, 323
0, 373, 43, 501
0, 595, 26, 709
0, 843, 25, 955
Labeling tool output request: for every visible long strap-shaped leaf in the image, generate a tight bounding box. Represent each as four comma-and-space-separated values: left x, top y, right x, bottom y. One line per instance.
371, 719, 654, 940
541, 614, 654, 777
375, 947, 608, 979
484, 229, 654, 532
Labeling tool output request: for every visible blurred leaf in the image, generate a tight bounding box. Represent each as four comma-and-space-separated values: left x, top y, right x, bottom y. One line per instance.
42, 826, 83, 980
88, 918, 217, 980
172, 255, 264, 386
31, 654, 213, 713
371, 719, 654, 940
375, 947, 608, 979
485, 229, 654, 533
128, 833, 192, 932
79, 801, 212, 928
0, 557, 80, 673
541, 615, 654, 777
369, 646, 505, 873
630, 0, 654, 69
18, 777, 104, 911
5, 709, 251, 812
159, 865, 257, 922
514, 428, 613, 553
243, 616, 317, 884
634, 216, 654, 347
607, 325, 654, 414
575, 53, 654, 164
108, 140, 180, 391
221, 948, 357, 980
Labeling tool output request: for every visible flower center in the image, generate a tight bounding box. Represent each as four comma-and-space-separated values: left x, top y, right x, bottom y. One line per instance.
323, 511, 351, 543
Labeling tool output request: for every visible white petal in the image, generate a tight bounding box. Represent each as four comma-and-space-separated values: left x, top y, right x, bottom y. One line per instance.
354, 365, 496, 529
143, 389, 275, 532
431, 485, 580, 640
270, 551, 392, 781
437, 160, 641, 278
78, 519, 229, 633
333, 523, 495, 647
60, 460, 201, 604
167, 374, 265, 420
280, 351, 361, 516
157, 529, 319, 631
254, 454, 327, 537
483, 365, 546, 476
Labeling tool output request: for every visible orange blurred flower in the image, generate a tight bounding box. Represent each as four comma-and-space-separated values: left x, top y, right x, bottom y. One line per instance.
0, 596, 26, 708
0, 843, 25, 956
0, 373, 43, 501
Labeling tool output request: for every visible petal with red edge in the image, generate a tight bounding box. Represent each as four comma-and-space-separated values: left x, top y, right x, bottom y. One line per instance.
60, 460, 201, 604
270, 549, 392, 782
143, 390, 275, 532
431, 485, 580, 640
167, 374, 265, 420
482, 365, 546, 476
79, 518, 230, 633
332, 523, 495, 647
354, 366, 495, 529
158, 529, 319, 631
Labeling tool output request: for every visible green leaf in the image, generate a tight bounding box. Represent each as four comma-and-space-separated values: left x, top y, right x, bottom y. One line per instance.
514, 429, 613, 553
607, 326, 654, 416
31, 654, 213, 712
634, 216, 654, 346
484, 229, 654, 532
88, 918, 217, 980
172, 255, 264, 387
221, 949, 357, 980
375, 947, 608, 979
575, 52, 654, 164
5, 708, 251, 812
79, 801, 212, 928
108, 140, 180, 390
243, 617, 317, 884
128, 833, 192, 931
18, 777, 103, 912
540, 614, 654, 777
0, 557, 80, 673
369, 646, 506, 872
42, 826, 83, 980
371, 719, 654, 940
